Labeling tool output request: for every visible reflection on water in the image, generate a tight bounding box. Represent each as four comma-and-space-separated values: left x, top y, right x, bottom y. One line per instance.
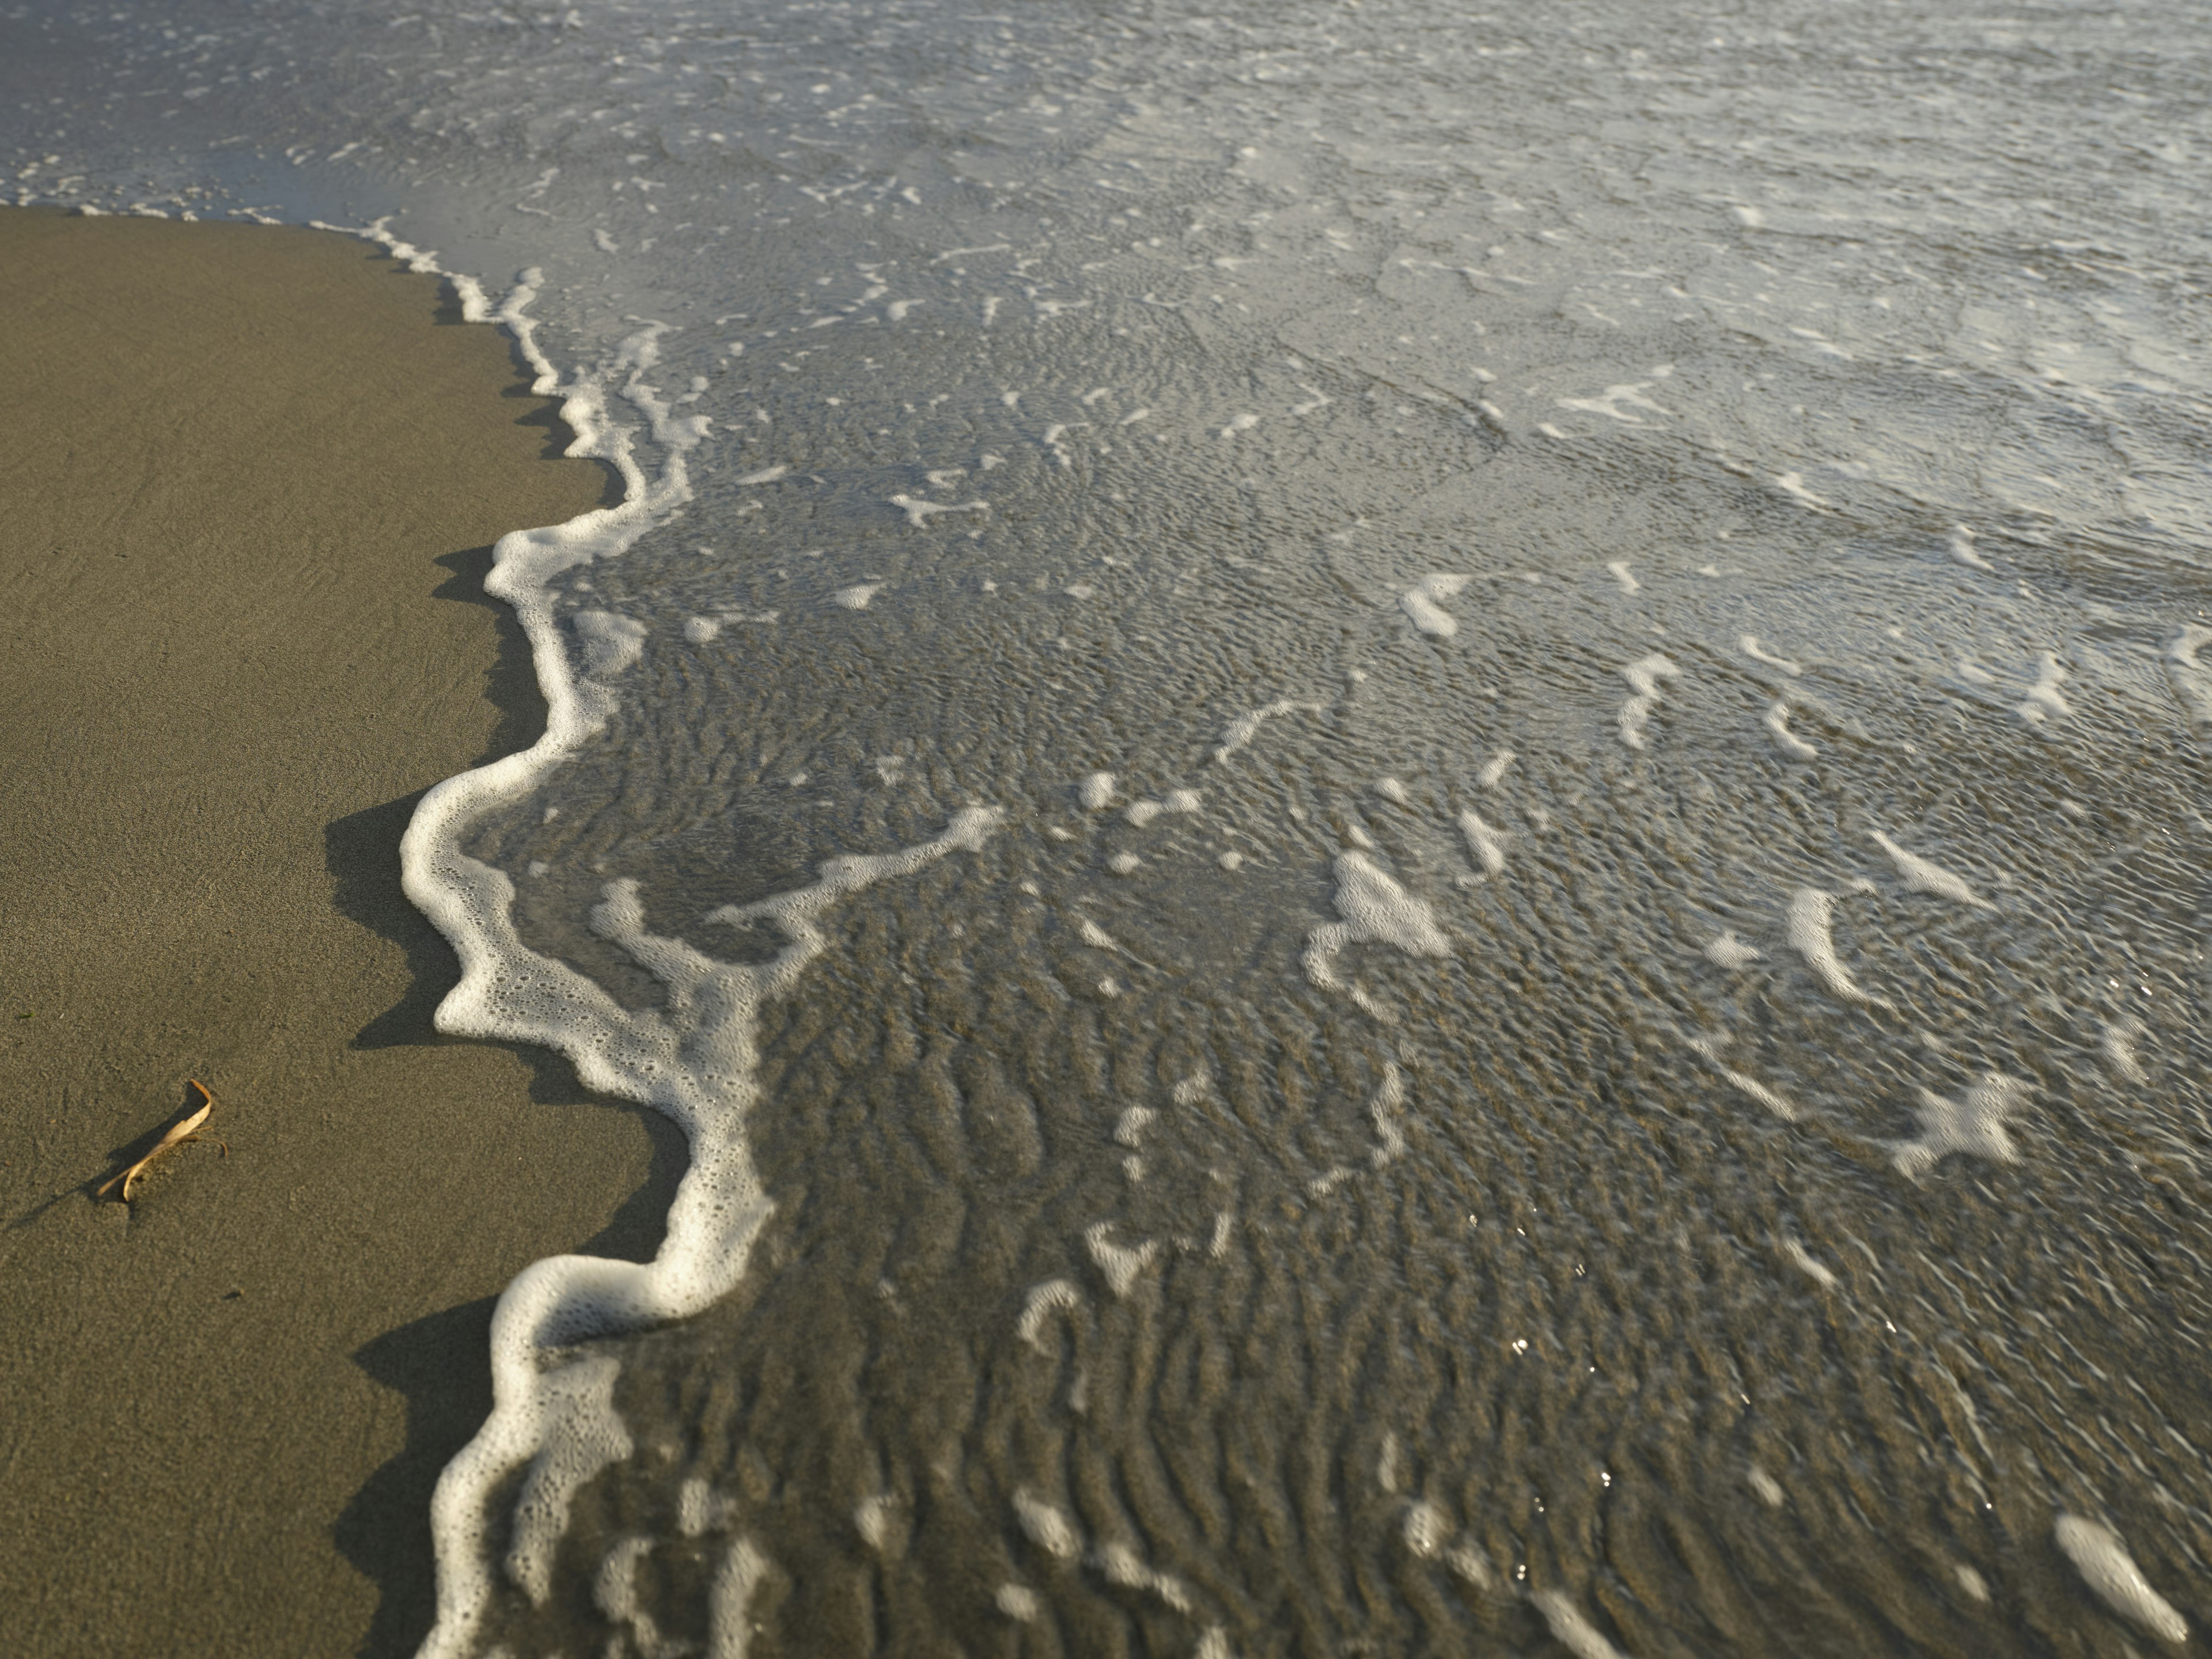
11, 0, 2212, 1650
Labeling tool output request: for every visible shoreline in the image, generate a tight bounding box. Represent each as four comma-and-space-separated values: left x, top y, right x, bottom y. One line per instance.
0, 207, 676, 1658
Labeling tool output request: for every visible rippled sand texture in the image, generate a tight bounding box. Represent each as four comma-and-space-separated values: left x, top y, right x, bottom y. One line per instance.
14, 0, 2212, 1653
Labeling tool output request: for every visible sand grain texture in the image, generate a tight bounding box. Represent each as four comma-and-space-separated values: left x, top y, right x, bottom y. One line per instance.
0, 207, 669, 1659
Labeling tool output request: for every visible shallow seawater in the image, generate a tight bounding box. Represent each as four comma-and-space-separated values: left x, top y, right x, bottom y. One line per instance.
10, 1, 2212, 1653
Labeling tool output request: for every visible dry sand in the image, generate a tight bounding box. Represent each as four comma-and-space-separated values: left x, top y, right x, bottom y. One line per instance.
0, 207, 676, 1658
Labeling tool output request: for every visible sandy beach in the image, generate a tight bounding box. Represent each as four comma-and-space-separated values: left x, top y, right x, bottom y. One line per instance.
0, 207, 673, 1658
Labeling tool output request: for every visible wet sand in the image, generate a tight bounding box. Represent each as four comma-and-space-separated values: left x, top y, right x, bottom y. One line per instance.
0, 207, 675, 1658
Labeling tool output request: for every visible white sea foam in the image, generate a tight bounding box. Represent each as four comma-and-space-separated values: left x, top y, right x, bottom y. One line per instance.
708, 1538, 769, 1659
1402, 1498, 1448, 1557
1948, 524, 1994, 570
1532, 1590, 1633, 1659
1079, 771, 1116, 809
1478, 749, 1516, 788
571, 609, 648, 678
683, 615, 722, 643
1765, 700, 1817, 760
2101, 1016, 2148, 1084
1892, 1073, 2029, 1178
1085, 1222, 1160, 1296
1706, 931, 1762, 969
1400, 573, 1471, 637
1125, 800, 1164, 826
831, 582, 886, 609
1377, 776, 1411, 805
1617, 653, 1679, 749
1786, 887, 1890, 1008
2016, 652, 2071, 724
1457, 809, 1507, 877
1740, 635, 1802, 675
1013, 1490, 1081, 1559
2166, 626, 2212, 730
1214, 699, 1321, 762
402, 338, 1002, 1650
889, 493, 989, 527
2052, 1514, 2187, 1643
1305, 853, 1451, 987
1369, 1063, 1408, 1165
1781, 1237, 1837, 1288
1605, 559, 1641, 593
1870, 831, 1993, 909
1018, 1279, 1081, 1350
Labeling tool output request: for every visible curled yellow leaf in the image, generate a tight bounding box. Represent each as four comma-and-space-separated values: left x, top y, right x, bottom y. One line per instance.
96, 1080, 222, 1203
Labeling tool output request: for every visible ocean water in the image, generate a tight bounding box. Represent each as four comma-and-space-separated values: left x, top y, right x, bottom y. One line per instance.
10, 1, 2212, 1653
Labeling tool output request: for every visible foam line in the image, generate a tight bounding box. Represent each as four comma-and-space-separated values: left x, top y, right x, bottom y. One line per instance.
385, 257, 1001, 1658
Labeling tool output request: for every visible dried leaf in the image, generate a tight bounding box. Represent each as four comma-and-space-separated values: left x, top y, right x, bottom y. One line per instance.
96, 1080, 221, 1203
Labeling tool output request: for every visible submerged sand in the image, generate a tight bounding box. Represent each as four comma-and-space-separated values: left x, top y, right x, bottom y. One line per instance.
0, 207, 671, 1658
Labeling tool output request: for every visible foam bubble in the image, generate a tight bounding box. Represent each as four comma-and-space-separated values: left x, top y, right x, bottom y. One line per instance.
683, 615, 722, 643
2053, 1514, 2187, 1643
1126, 800, 1164, 827
1401, 573, 1471, 637
995, 1584, 1040, 1621
1617, 653, 1679, 749
832, 582, 885, 609
1305, 854, 1452, 987
1079, 771, 1116, 810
